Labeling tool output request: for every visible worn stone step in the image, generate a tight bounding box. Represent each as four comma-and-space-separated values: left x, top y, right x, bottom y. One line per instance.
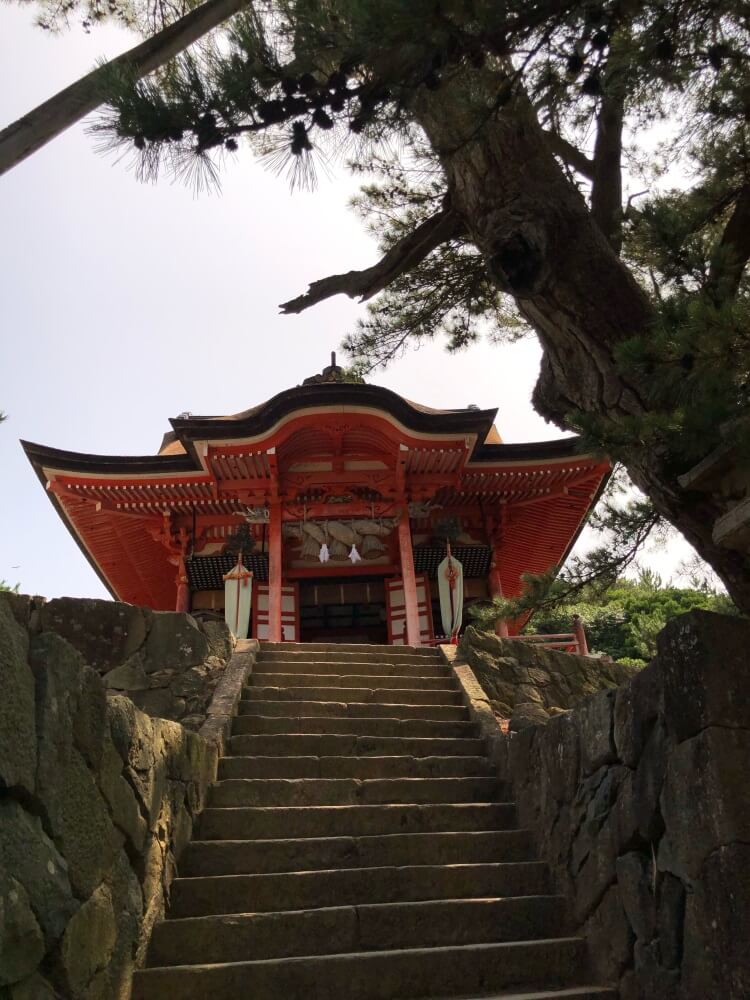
227, 734, 487, 759
133, 938, 585, 1000
181, 830, 535, 877
455, 990, 617, 1000
148, 894, 566, 966
250, 671, 458, 690
231, 715, 478, 739
210, 776, 504, 808
198, 802, 517, 840
260, 642, 441, 657
169, 861, 551, 918
257, 650, 443, 666
237, 699, 469, 722
254, 659, 451, 677
218, 754, 492, 780
244, 685, 463, 706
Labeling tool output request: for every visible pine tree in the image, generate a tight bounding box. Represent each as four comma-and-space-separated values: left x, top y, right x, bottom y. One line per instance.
5, 0, 750, 609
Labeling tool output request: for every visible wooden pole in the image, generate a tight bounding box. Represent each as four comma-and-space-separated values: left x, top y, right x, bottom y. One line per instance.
397, 507, 421, 647
572, 614, 589, 656
488, 551, 509, 638
268, 502, 283, 642
175, 556, 190, 613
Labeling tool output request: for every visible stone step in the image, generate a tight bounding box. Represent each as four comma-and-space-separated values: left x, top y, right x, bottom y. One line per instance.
453, 990, 617, 1000
244, 685, 463, 706
148, 895, 566, 966
250, 671, 458, 690
227, 734, 487, 759
181, 830, 535, 877
260, 642, 441, 657
231, 715, 478, 739
132, 938, 586, 1000
198, 802, 517, 840
169, 861, 551, 918
254, 659, 451, 677
210, 776, 505, 808
257, 650, 443, 665
218, 754, 493, 780
237, 699, 469, 722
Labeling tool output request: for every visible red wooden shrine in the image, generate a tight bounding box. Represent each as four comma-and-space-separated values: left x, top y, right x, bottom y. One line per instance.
23, 361, 610, 645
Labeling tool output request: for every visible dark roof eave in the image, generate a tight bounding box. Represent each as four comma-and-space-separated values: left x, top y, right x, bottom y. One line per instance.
170, 383, 498, 457
22, 440, 197, 476
471, 435, 598, 464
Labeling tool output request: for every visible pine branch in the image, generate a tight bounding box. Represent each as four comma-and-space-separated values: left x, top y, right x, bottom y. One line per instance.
706, 182, 750, 302
279, 204, 464, 314
542, 129, 594, 179
0, 0, 248, 175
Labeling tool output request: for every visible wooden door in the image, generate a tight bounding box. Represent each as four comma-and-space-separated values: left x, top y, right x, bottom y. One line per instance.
385, 574, 434, 646
252, 582, 300, 641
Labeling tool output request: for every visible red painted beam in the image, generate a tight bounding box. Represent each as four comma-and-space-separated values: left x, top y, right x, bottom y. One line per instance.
268, 501, 282, 642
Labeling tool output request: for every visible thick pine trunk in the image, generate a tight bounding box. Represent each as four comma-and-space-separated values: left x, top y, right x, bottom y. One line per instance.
412, 71, 750, 611
0, 0, 246, 176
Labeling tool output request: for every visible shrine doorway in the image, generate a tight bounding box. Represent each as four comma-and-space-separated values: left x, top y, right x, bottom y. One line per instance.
298, 578, 388, 644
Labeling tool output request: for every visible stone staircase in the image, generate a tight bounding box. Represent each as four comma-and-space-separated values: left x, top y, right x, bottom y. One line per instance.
132, 642, 615, 1000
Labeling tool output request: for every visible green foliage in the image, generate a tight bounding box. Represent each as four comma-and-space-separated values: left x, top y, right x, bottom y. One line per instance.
0, 581, 20, 593
527, 575, 737, 664
343, 151, 527, 368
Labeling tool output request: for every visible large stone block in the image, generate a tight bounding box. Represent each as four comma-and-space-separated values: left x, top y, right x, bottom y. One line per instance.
199, 620, 233, 661
578, 689, 617, 775
144, 613, 209, 673
53, 748, 123, 899
659, 727, 750, 881
103, 654, 150, 692
613, 661, 663, 768
632, 718, 670, 842
0, 599, 36, 794
0, 873, 45, 987
98, 736, 147, 853
615, 850, 656, 943
30, 632, 86, 794
657, 609, 750, 741
73, 665, 107, 771
0, 592, 34, 629
583, 882, 633, 982
682, 842, 750, 999
6, 973, 58, 1000
0, 800, 77, 946
60, 883, 117, 998
39, 597, 147, 673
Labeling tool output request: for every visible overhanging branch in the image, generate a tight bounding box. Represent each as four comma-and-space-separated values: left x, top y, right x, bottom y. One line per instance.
706, 183, 750, 302
279, 205, 465, 314
542, 129, 594, 179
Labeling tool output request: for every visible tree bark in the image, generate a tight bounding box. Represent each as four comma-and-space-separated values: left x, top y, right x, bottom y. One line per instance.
0, 0, 247, 176
410, 68, 750, 610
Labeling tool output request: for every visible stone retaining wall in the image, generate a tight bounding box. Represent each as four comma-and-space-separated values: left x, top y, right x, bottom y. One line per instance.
0, 593, 257, 999
4, 594, 233, 730
452, 611, 750, 999
458, 625, 639, 728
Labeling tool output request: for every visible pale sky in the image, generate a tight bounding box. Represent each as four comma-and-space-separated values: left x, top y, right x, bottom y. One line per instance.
0, 7, 696, 599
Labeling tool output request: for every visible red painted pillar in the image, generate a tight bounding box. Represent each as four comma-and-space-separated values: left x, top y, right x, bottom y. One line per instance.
488, 551, 509, 638
175, 557, 191, 614
573, 614, 589, 656
397, 507, 421, 647
268, 502, 283, 642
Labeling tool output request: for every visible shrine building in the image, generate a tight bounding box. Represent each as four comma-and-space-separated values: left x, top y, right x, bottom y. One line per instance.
23, 359, 610, 646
